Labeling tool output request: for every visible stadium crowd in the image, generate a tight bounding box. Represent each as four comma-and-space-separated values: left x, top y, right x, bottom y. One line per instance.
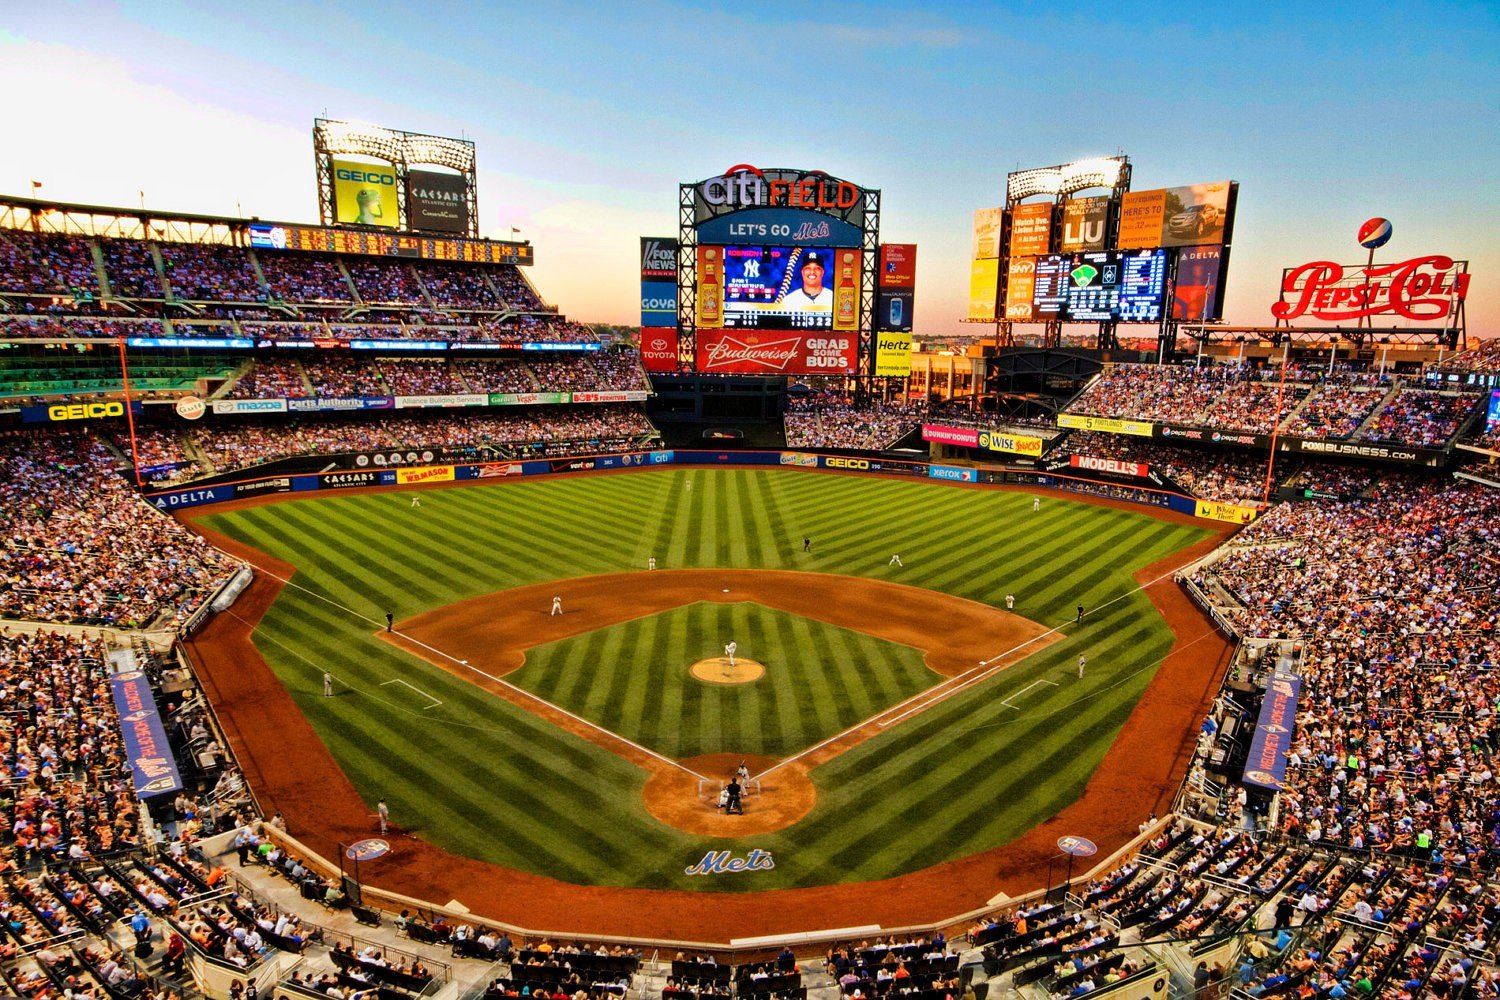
187, 407, 656, 472
1067, 363, 1481, 450
784, 387, 926, 451
1053, 431, 1269, 505
1195, 479, 1500, 870
0, 430, 239, 626
218, 352, 646, 400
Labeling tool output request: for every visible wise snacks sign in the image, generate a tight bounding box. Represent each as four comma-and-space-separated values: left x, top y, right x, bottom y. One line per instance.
1273, 254, 1469, 323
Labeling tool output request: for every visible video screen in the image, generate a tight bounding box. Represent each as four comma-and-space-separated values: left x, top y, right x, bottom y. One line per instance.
1488, 390, 1500, 437
722, 245, 835, 330
1066, 252, 1121, 321
1032, 255, 1069, 317
1117, 249, 1168, 322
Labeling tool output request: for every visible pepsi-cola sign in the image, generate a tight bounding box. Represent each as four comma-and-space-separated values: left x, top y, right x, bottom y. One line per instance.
1272, 254, 1468, 323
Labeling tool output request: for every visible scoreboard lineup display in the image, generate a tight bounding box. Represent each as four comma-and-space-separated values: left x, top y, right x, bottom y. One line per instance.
1025, 249, 1166, 322
249, 222, 533, 265
721, 245, 834, 331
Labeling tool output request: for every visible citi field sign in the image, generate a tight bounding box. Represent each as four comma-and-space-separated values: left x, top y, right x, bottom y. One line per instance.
690, 165, 868, 228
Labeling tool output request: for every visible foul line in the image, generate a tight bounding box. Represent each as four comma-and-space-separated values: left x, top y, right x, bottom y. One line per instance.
231, 555, 708, 782
1000, 678, 1059, 710
381, 678, 442, 710
760, 553, 1214, 781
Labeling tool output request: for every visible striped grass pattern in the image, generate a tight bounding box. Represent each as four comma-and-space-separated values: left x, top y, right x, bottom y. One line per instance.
512, 601, 939, 759
200, 469, 1209, 890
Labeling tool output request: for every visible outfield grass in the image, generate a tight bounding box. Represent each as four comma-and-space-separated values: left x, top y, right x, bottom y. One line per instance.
200, 468, 1210, 890
512, 601, 940, 758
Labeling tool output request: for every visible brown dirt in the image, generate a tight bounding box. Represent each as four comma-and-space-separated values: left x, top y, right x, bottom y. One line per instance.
644, 754, 815, 837
180, 477, 1235, 942
689, 658, 765, 684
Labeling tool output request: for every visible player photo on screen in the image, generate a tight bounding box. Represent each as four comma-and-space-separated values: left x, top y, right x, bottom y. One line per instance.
722, 246, 834, 330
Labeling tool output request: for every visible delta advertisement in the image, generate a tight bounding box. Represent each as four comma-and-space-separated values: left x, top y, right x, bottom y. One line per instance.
695, 330, 857, 375
406, 169, 469, 234
111, 671, 184, 798
1118, 181, 1235, 250
332, 158, 399, 229
1173, 246, 1228, 322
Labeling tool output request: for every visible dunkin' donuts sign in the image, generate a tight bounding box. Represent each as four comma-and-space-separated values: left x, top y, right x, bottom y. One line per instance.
1273, 254, 1469, 323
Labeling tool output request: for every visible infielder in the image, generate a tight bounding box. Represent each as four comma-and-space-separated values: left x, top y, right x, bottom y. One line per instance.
725, 641, 737, 667
1005, 594, 1015, 610
889, 554, 903, 567
551, 596, 563, 616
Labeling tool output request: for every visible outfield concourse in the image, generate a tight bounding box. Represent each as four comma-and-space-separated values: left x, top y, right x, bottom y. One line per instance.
192, 468, 1219, 894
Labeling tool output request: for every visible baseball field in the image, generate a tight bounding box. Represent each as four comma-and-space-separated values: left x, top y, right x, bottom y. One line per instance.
189, 467, 1224, 911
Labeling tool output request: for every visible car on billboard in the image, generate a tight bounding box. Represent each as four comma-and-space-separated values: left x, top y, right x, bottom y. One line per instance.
1166, 203, 1222, 239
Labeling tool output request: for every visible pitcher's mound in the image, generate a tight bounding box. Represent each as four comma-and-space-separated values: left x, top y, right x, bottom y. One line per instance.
690, 658, 765, 684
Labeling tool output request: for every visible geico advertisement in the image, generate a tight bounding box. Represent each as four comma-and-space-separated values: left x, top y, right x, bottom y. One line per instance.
333, 158, 399, 228
22, 401, 142, 423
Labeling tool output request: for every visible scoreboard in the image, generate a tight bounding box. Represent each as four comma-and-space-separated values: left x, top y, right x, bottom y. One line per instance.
249, 222, 533, 265
1027, 249, 1167, 322
1032, 255, 1069, 317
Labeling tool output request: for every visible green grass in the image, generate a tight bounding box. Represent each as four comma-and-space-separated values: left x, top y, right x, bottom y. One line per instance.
199, 468, 1210, 890
512, 601, 940, 759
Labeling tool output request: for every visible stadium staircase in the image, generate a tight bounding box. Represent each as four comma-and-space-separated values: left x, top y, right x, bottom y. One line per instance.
1350, 382, 1405, 439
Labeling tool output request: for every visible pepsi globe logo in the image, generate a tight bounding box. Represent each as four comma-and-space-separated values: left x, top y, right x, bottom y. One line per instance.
1357, 217, 1392, 249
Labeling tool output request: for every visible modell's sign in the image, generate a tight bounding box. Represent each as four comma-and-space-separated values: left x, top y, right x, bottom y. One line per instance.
1072, 454, 1149, 478
695, 330, 857, 375
692, 165, 866, 225
1272, 254, 1469, 322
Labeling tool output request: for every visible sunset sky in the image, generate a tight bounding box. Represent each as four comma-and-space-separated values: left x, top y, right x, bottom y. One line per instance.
2, 2, 1495, 338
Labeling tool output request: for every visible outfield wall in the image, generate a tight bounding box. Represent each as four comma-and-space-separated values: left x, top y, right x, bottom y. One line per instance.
146, 448, 1256, 525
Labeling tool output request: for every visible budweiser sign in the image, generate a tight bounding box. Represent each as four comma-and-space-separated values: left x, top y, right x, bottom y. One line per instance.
1272, 254, 1469, 322
695, 330, 856, 375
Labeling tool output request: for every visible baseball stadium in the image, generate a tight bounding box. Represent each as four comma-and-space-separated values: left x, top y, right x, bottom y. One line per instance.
2, 21, 1499, 1000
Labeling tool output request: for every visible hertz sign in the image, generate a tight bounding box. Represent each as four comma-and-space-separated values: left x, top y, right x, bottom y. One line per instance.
22, 401, 142, 424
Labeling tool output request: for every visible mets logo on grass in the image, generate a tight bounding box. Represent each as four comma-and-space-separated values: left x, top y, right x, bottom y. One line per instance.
685, 849, 775, 876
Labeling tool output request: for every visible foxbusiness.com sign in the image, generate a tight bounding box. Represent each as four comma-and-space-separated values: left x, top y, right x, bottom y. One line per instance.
689, 165, 867, 227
